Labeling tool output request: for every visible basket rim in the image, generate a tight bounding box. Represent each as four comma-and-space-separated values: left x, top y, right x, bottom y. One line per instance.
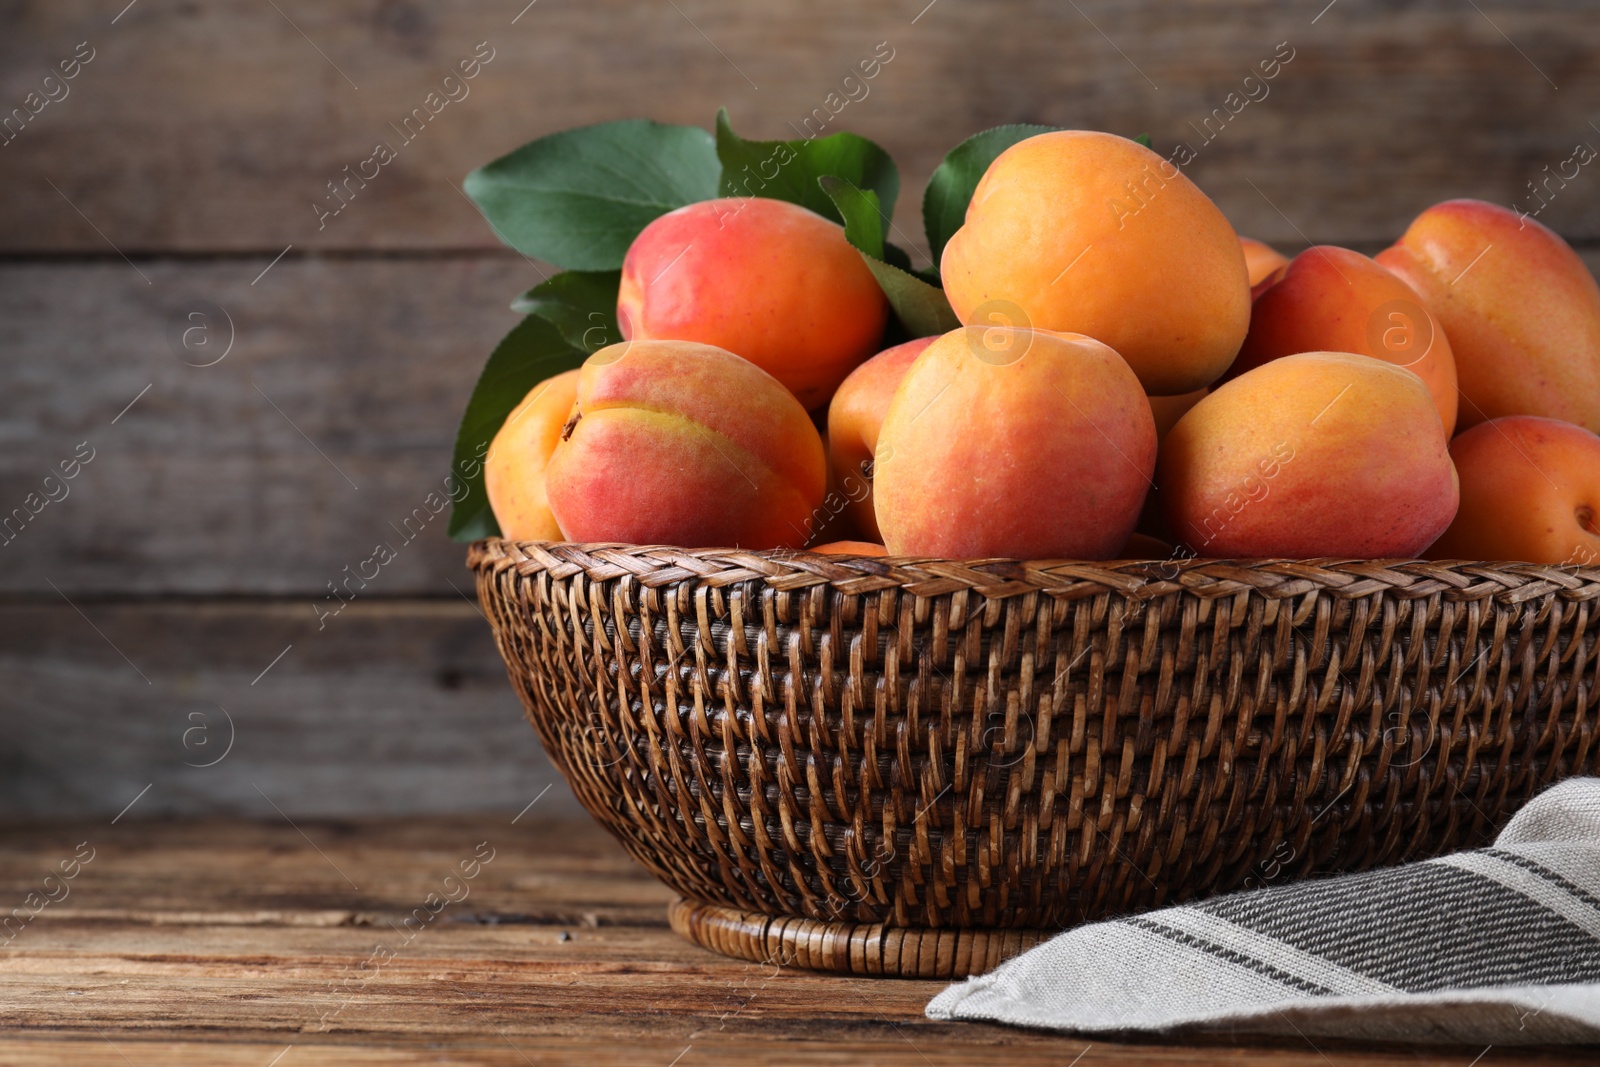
468, 537, 1600, 604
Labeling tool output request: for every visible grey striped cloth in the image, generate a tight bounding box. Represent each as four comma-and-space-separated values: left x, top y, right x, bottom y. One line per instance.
928, 778, 1600, 1045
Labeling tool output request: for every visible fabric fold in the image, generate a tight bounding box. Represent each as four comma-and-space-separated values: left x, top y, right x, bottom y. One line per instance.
928, 778, 1600, 1045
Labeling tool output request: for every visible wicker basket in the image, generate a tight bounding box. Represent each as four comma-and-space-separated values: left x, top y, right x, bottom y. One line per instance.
470, 537, 1600, 978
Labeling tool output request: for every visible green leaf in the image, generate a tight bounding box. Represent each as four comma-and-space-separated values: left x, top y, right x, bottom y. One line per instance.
921, 123, 1061, 266
511, 270, 622, 354
820, 176, 960, 338
463, 119, 719, 271
714, 108, 899, 225
448, 316, 588, 542
1134, 132, 1152, 147
864, 258, 962, 337
817, 175, 886, 259
880, 242, 915, 272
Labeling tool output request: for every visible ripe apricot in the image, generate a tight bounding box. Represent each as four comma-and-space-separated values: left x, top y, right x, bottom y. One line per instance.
940, 131, 1251, 396
484, 369, 580, 541
1229, 246, 1459, 435
811, 540, 888, 557
1426, 416, 1600, 565
1149, 389, 1206, 442
1135, 389, 1206, 543
1240, 237, 1289, 287
1161, 352, 1458, 558
874, 327, 1156, 559
1377, 199, 1600, 434
544, 340, 826, 549
616, 197, 888, 409
826, 337, 935, 542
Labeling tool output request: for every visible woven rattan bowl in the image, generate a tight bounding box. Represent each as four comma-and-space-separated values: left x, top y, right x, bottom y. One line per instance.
470, 537, 1600, 978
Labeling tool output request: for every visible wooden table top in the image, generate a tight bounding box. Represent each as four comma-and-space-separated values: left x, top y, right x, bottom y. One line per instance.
0, 815, 1589, 1066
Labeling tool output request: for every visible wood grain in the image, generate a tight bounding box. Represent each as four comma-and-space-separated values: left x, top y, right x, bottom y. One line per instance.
0, 256, 536, 597
1, 0, 1598, 258
0, 599, 584, 818
2, 815, 1591, 1065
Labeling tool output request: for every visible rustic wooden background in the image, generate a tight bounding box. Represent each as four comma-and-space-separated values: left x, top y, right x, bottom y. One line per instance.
3, 0, 1598, 818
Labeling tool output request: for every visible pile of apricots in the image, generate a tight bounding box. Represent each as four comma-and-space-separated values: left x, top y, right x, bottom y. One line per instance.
485, 129, 1600, 565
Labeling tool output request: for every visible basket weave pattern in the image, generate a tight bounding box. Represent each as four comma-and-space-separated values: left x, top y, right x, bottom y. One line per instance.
471, 539, 1600, 934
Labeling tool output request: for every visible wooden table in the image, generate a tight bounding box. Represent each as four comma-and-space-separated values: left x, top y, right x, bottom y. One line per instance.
1, 816, 1589, 1065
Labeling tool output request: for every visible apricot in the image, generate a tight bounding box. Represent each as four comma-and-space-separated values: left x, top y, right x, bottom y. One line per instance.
811, 540, 888, 557
1149, 389, 1206, 443
1376, 199, 1600, 434
1240, 237, 1289, 287
1426, 416, 1600, 565
1132, 390, 1206, 543
1160, 352, 1458, 558
874, 327, 1156, 559
616, 197, 888, 409
544, 340, 826, 549
826, 337, 936, 542
940, 131, 1251, 396
1229, 246, 1459, 435
484, 369, 580, 541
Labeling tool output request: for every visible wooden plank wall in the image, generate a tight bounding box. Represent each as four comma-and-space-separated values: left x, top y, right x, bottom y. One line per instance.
3, 0, 1597, 816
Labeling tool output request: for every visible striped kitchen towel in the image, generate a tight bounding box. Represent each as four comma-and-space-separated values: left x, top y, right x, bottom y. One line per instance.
928, 778, 1600, 1044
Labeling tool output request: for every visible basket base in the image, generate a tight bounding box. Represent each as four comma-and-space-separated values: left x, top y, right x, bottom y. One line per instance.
668, 898, 1051, 979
